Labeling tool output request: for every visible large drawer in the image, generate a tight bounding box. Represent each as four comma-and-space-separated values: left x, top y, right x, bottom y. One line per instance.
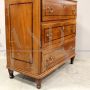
42, 46, 65, 72
42, 20, 76, 47
42, 0, 77, 21
42, 36, 75, 72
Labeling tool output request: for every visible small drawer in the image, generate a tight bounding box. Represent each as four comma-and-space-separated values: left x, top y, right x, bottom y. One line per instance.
63, 1, 77, 16
43, 2, 64, 16
42, 47, 65, 72
64, 24, 76, 36
44, 26, 63, 43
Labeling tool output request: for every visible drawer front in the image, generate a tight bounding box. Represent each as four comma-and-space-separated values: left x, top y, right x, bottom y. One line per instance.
43, 2, 64, 16
44, 26, 63, 43
64, 37, 75, 58
64, 24, 76, 36
63, 1, 77, 16
42, 37, 76, 72
42, 0, 77, 21
42, 47, 65, 72
42, 23, 76, 47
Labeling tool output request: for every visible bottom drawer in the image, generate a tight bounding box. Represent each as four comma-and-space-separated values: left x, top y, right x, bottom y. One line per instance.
42, 46, 65, 72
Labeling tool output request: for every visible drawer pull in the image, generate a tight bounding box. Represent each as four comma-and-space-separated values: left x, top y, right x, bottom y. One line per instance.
49, 56, 55, 60
46, 33, 49, 37
46, 33, 52, 40
46, 33, 52, 37
49, 56, 53, 60
63, 5, 66, 8
62, 26, 65, 30
46, 56, 55, 64
73, 10, 76, 15
47, 7, 54, 13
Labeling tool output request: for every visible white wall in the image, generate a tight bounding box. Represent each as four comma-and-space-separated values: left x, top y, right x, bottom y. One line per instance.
0, 0, 6, 59
0, 0, 90, 60
76, 0, 90, 59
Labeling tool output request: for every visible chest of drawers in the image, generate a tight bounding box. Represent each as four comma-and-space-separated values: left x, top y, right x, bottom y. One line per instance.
5, 0, 77, 89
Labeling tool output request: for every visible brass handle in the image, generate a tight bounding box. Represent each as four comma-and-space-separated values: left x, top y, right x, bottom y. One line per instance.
49, 56, 53, 60
49, 56, 55, 60
46, 33, 49, 37
62, 26, 65, 30
47, 7, 54, 13
46, 56, 55, 67
73, 10, 76, 15
63, 5, 66, 8
46, 33, 52, 40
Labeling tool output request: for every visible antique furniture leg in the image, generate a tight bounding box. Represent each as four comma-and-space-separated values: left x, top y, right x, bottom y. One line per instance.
8, 69, 14, 79
70, 56, 75, 64
36, 79, 42, 89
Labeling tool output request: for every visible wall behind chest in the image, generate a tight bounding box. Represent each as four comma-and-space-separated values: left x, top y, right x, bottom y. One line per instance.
0, 0, 6, 59
76, 0, 90, 59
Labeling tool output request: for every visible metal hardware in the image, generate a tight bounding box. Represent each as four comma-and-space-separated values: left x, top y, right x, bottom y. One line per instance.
46, 33, 52, 40
62, 26, 65, 30
47, 7, 54, 13
73, 10, 76, 15
49, 56, 55, 60
49, 56, 53, 60
46, 33, 49, 37
63, 5, 66, 8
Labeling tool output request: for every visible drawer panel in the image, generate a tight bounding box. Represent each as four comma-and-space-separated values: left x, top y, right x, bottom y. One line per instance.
42, 47, 65, 72
44, 26, 63, 43
42, 21, 76, 47
63, 1, 77, 16
43, 2, 64, 16
64, 24, 76, 36
42, 34, 75, 54
64, 37, 75, 58
42, 37, 76, 72
42, 0, 77, 21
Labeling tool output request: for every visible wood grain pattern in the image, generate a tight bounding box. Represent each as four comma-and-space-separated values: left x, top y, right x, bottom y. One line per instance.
42, 0, 77, 21
5, 0, 77, 89
10, 3, 33, 63
42, 47, 65, 72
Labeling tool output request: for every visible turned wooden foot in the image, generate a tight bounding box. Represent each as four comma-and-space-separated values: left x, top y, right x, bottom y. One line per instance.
8, 69, 14, 79
36, 79, 41, 89
70, 56, 75, 64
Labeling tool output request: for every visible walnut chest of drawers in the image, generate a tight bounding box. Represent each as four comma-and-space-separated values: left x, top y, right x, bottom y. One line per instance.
5, 0, 77, 89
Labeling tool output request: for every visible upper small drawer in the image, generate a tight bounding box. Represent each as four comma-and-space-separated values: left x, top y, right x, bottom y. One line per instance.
42, 0, 77, 21
43, 2, 64, 16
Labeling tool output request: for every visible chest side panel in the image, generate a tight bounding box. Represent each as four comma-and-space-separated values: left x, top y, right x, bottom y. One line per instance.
5, 0, 41, 75
10, 3, 33, 63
